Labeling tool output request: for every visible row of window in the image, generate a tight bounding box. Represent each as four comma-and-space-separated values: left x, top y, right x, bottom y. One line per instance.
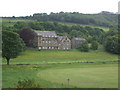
42, 41, 57, 43
39, 47, 70, 50
38, 34, 57, 37
39, 47, 57, 49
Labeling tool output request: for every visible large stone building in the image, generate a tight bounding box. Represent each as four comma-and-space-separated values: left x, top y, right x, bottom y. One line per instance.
34, 31, 71, 50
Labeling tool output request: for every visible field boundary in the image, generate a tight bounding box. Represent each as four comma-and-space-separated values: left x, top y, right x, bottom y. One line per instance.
2, 60, 119, 66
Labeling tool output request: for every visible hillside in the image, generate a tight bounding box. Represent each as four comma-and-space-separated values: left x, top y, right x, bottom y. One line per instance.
2, 11, 118, 28
31, 11, 118, 28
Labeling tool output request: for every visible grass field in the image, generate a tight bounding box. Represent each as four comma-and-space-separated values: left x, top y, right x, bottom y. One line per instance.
2, 63, 118, 88
38, 63, 118, 88
2, 47, 118, 65
2, 47, 118, 88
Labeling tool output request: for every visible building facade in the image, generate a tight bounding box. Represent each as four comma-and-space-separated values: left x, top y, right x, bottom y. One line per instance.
35, 31, 85, 50
35, 31, 71, 50
58, 36, 71, 50
71, 37, 86, 49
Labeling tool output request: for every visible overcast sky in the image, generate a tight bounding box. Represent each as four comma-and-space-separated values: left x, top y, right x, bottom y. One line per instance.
0, 0, 119, 17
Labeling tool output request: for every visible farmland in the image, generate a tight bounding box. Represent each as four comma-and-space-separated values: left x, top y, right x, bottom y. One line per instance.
2, 48, 118, 88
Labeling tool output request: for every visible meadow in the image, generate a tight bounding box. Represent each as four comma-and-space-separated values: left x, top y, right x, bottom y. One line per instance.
2, 47, 118, 88
2, 46, 118, 65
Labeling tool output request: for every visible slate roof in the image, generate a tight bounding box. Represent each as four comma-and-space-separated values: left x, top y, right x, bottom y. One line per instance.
35, 31, 57, 37
58, 36, 65, 41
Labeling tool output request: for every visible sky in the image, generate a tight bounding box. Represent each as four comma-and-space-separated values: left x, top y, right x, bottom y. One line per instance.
0, 0, 119, 17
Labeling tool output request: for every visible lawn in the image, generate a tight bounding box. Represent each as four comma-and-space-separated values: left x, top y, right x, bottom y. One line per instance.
2, 48, 119, 88
2, 63, 118, 88
2, 48, 118, 65
38, 63, 118, 88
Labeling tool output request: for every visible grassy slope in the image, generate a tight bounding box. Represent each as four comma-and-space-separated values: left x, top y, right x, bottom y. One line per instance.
2, 18, 33, 27
2, 47, 118, 65
59, 22, 110, 31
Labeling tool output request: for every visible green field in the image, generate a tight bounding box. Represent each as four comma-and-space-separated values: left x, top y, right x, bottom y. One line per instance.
38, 63, 118, 88
2, 48, 118, 65
2, 47, 118, 88
3, 63, 118, 88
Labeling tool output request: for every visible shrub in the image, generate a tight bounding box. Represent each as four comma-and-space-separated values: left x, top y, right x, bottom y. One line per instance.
90, 41, 98, 50
16, 79, 41, 89
77, 41, 89, 52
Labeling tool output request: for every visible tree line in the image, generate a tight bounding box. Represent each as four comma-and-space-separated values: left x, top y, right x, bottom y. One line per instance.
15, 11, 118, 28
3, 21, 105, 43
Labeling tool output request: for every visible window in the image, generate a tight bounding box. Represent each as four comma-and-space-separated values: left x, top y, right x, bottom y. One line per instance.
39, 47, 41, 49
52, 47, 54, 49
42, 41, 44, 43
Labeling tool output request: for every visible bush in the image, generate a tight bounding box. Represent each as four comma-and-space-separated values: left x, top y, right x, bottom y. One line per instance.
77, 41, 89, 52
90, 41, 98, 50
16, 79, 41, 88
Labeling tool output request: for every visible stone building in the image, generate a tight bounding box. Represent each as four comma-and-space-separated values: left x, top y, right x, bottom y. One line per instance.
58, 36, 71, 50
71, 37, 86, 49
34, 31, 71, 50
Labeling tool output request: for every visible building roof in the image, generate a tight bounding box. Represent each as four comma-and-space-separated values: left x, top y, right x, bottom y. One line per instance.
34, 31, 57, 37
58, 36, 65, 41
73, 37, 86, 41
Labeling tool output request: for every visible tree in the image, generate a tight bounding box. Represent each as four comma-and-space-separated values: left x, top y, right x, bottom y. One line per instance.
104, 36, 119, 54
77, 41, 89, 52
103, 29, 119, 54
2, 30, 25, 65
90, 41, 98, 50
19, 28, 37, 47
70, 30, 79, 38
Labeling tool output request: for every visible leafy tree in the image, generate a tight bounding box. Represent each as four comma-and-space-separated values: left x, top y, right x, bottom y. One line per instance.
2, 30, 25, 65
77, 41, 89, 52
19, 28, 37, 47
70, 30, 79, 38
104, 36, 119, 54
91, 41, 98, 50
14, 22, 27, 29
103, 29, 119, 54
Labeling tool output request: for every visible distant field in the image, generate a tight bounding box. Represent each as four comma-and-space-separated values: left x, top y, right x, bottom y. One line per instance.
2, 18, 33, 23
2, 18, 34, 27
59, 22, 110, 31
